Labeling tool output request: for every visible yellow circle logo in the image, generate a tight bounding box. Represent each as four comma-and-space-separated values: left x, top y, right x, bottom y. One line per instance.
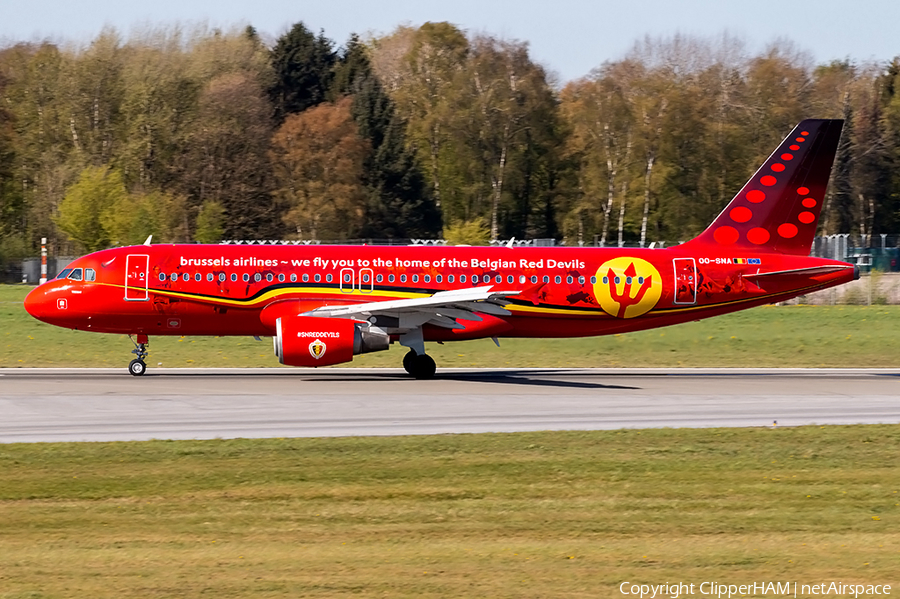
593, 257, 663, 318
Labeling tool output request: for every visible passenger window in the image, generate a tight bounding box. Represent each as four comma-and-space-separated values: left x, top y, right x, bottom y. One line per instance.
243, 273, 250, 282
566, 276, 573, 284
183, 273, 190, 282
207, 273, 214, 282
68, 268, 83, 281
195, 273, 201, 282
314, 274, 321, 282
495, 275, 502, 283
170, 273, 178, 282
278, 274, 285, 282
591, 276, 597, 284
56, 268, 73, 280
388, 274, 395, 283
462, 275, 468, 283
302, 273, 309, 282
400, 274, 407, 283
376, 274, 383, 283
411, 275, 418, 283
254, 273, 262, 282
290, 274, 297, 282
218, 273, 226, 282
343, 273, 351, 283
555, 275, 561, 284
325, 274, 333, 283
362, 273, 370, 283
435, 275, 441, 283
159, 273, 166, 282
519, 275, 526, 284
423, 274, 430, 283
266, 273, 274, 282
578, 276, 585, 284
507, 275, 514, 284
448, 275, 455, 283
85, 269, 96, 282
530, 275, 537, 284
543, 275, 549, 284
230, 273, 237, 282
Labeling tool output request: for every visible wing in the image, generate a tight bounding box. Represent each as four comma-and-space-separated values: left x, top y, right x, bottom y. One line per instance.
305, 285, 518, 332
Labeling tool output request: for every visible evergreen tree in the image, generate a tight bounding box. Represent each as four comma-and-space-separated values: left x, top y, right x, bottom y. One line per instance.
335, 36, 441, 239
269, 22, 336, 121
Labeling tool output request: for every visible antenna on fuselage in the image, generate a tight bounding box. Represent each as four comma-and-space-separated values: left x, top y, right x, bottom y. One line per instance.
143, 235, 152, 246
506, 237, 516, 249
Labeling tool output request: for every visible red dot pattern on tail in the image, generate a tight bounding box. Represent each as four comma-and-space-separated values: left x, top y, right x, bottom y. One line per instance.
730, 207, 752, 223
746, 190, 766, 203
712, 123, 823, 247
778, 223, 798, 238
714, 226, 739, 245
747, 227, 770, 245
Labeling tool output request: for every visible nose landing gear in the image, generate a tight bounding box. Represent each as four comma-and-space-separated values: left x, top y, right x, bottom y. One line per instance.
128, 334, 149, 376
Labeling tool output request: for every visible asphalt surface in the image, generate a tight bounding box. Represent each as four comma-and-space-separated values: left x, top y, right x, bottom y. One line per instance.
0, 368, 898, 443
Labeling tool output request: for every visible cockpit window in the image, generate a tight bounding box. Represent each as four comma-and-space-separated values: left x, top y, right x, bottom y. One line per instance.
56, 268, 73, 280
85, 268, 96, 282
68, 268, 83, 281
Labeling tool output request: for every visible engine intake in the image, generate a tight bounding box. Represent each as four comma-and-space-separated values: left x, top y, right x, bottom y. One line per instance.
274, 315, 389, 367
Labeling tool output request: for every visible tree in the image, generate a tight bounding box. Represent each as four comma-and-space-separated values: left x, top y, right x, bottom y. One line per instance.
177, 71, 278, 239
194, 200, 226, 243
102, 189, 187, 245
334, 35, 442, 238
268, 22, 336, 121
458, 36, 561, 240
55, 165, 127, 251
270, 98, 369, 240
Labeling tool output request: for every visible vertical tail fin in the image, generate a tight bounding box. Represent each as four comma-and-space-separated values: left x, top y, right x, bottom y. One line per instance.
682, 119, 844, 255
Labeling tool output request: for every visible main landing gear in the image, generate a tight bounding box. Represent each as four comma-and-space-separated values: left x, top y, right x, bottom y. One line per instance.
128, 334, 149, 376
403, 349, 436, 380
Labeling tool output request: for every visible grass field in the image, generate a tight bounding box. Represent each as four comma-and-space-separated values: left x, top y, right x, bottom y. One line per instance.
0, 426, 898, 598
3, 284, 900, 369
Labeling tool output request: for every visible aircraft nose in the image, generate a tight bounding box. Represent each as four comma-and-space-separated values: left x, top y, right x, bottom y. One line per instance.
24, 285, 48, 320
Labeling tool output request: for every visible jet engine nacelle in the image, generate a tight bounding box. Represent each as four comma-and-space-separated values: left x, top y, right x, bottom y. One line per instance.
274, 315, 390, 367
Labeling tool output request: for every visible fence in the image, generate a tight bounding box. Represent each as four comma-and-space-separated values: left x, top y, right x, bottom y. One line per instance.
812, 234, 900, 272
18, 256, 79, 284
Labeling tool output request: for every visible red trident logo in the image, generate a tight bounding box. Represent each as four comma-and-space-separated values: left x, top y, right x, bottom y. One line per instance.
593, 257, 663, 319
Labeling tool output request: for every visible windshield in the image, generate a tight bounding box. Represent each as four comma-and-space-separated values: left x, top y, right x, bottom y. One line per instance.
68, 268, 83, 281
55, 268, 72, 280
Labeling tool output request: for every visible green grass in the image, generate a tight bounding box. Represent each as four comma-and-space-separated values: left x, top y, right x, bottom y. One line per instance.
0, 426, 898, 598
3, 284, 900, 368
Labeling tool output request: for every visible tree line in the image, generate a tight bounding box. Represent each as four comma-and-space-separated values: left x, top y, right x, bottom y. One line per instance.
1, 23, 899, 267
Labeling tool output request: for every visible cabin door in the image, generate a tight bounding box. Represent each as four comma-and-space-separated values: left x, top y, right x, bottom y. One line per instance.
673, 258, 697, 304
125, 254, 150, 301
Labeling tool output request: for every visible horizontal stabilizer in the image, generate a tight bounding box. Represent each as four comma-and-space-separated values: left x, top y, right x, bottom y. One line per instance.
744, 265, 853, 280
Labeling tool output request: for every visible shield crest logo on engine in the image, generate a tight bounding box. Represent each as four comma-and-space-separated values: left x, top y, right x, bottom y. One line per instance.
308, 338, 327, 360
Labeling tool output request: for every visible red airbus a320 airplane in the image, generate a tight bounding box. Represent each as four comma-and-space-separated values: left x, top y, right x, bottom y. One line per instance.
25, 119, 856, 378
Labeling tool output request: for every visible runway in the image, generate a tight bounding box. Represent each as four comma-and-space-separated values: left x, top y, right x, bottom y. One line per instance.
0, 368, 898, 443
